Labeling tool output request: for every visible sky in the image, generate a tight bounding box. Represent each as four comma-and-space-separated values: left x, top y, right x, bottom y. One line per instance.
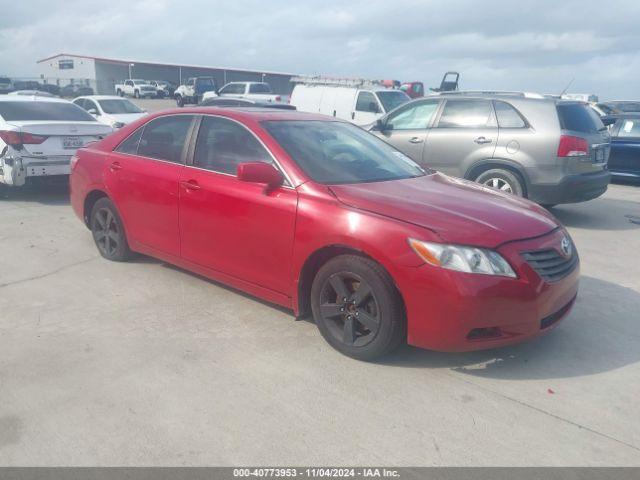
1, 0, 639, 100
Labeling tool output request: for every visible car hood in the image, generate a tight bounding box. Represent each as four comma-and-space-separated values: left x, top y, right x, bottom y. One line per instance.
328, 173, 559, 248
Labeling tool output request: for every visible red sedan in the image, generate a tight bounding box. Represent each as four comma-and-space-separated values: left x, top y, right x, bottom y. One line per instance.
70, 108, 579, 360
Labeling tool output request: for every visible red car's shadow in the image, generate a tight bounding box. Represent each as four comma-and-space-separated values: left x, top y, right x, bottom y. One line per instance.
376, 275, 640, 380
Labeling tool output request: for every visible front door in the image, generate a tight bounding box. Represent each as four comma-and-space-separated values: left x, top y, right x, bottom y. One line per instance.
179, 115, 297, 295
423, 98, 498, 177
352, 91, 382, 126
105, 114, 195, 256
373, 99, 441, 165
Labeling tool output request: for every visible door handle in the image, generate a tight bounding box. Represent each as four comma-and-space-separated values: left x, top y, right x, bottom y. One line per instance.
180, 180, 201, 191
474, 136, 492, 144
409, 137, 424, 144
109, 162, 122, 172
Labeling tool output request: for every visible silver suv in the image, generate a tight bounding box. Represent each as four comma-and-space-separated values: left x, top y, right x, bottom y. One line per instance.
369, 92, 611, 205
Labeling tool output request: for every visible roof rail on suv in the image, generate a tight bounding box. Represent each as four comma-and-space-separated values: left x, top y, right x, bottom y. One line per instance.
434, 90, 545, 99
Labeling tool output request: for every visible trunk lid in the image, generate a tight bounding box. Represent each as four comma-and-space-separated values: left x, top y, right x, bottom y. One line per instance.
8, 121, 112, 156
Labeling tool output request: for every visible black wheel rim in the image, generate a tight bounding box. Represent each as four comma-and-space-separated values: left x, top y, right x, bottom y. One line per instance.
93, 207, 120, 257
319, 272, 380, 347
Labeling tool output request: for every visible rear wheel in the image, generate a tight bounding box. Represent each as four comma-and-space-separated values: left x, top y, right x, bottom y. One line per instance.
475, 168, 525, 197
90, 198, 131, 262
117, 89, 124, 97
176, 95, 184, 107
310, 255, 405, 361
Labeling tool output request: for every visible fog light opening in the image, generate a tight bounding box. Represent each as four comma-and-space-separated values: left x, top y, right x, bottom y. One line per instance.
467, 327, 502, 340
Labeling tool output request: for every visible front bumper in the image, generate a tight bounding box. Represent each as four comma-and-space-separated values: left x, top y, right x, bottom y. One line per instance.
527, 170, 611, 205
399, 228, 579, 352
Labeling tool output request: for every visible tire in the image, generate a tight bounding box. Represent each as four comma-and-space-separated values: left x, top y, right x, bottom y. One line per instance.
90, 197, 132, 262
134, 90, 140, 99
117, 89, 123, 97
176, 95, 184, 107
475, 168, 525, 197
310, 255, 405, 361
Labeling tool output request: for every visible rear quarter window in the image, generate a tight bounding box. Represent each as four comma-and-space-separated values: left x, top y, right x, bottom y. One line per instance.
0, 101, 96, 122
557, 103, 604, 133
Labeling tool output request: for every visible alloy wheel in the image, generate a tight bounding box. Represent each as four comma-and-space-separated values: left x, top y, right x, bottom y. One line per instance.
483, 177, 513, 193
93, 207, 120, 257
319, 272, 380, 347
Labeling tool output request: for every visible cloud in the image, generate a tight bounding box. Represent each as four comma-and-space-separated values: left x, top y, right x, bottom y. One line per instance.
0, 0, 639, 99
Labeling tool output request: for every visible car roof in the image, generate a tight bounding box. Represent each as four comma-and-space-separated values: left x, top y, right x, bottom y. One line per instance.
155, 106, 332, 122
75, 95, 130, 101
0, 94, 70, 103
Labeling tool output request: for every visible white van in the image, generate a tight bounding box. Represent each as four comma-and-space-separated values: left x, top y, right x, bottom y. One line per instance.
290, 78, 410, 126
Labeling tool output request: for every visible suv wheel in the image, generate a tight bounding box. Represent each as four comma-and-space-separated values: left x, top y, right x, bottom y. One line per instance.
475, 168, 524, 197
310, 255, 405, 361
90, 198, 132, 262
176, 95, 184, 107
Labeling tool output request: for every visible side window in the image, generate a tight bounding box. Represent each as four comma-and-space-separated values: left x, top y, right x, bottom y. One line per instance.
193, 116, 273, 175
387, 101, 439, 130
356, 91, 379, 113
219, 84, 233, 94
86, 100, 99, 113
137, 115, 194, 163
494, 101, 526, 128
74, 99, 87, 110
186, 79, 194, 86
221, 84, 244, 94
115, 127, 144, 155
437, 100, 496, 128
125, 80, 133, 87
617, 119, 640, 138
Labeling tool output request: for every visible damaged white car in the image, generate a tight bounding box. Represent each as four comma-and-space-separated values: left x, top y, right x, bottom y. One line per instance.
0, 95, 113, 192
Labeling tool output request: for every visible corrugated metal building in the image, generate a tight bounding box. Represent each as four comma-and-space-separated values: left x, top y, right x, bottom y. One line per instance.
36, 53, 297, 95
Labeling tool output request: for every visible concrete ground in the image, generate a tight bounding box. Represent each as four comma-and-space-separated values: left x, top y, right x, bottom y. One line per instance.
1, 165, 639, 464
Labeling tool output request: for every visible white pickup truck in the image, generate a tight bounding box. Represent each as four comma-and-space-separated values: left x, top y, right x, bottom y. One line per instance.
203, 82, 282, 103
115, 79, 157, 99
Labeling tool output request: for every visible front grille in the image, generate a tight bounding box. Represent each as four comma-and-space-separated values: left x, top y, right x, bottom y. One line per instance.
521, 248, 578, 282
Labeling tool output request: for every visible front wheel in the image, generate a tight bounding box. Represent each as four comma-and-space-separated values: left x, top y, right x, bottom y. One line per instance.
90, 197, 132, 262
310, 255, 405, 361
475, 168, 525, 197
176, 95, 184, 107
134, 90, 140, 99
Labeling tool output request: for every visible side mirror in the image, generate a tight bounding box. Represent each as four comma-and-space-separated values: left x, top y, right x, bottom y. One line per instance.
88, 108, 99, 115
373, 118, 386, 131
237, 162, 284, 189
601, 117, 616, 127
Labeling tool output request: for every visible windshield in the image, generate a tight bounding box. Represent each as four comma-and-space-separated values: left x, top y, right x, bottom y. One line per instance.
0, 101, 96, 121
132, 80, 149, 85
614, 102, 640, 113
249, 83, 272, 94
376, 90, 410, 112
196, 78, 215, 88
262, 120, 425, 184
98, 99, 144, 114
557, 103, 605, 133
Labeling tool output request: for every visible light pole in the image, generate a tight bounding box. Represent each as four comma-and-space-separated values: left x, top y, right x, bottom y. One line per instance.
128, 63, 135, 79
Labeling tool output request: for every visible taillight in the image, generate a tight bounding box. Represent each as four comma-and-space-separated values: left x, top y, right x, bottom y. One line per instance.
275, 95, 281, 102
0, 130, 48, 147
558, 135, 588, 157
0, 130, 22, 147
21, 132, 48, 144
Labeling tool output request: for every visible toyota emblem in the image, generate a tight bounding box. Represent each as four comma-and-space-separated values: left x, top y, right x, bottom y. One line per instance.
560, 237, 572, 258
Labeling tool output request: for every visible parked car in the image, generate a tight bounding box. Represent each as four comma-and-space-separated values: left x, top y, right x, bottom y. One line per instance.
12, 80, 41, 91
69, 108, 579, 360
290, 78, 411, 126
400, 82, 425, 99
0, 77, 13, 94
149, 80, 176, 98
605, 114, 640, 180
199, 97, 296, 109
174, 77, 218, 107
38, 83, 61, 96
369, 92, 611, 206
115, 79, 156, 99
206, 82, 282, 103
73, 95, 148, 129
61, 84, 94, 98
596, 101, 640, 115
8, 90, 56, 97
0, 96, 112, 191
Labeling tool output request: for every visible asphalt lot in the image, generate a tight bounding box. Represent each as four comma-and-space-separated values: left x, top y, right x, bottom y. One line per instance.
0, 99, 639, 466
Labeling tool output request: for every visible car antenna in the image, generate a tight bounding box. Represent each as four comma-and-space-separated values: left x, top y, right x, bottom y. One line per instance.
559, 77, 574, 97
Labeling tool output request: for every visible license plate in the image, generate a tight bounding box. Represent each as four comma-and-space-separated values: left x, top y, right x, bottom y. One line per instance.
594, 148, 605, 163
63, 136, 83, 149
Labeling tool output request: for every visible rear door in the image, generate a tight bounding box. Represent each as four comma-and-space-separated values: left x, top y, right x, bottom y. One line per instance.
105, 114, 196, 257
609, 118, 640, 175
372, 99, 441, 165
423, 98, 498, 177
178, 115, 297, 294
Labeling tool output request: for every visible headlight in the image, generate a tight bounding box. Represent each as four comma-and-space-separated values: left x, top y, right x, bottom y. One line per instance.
408, 238, 516, 278
112, 121, 125, 129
